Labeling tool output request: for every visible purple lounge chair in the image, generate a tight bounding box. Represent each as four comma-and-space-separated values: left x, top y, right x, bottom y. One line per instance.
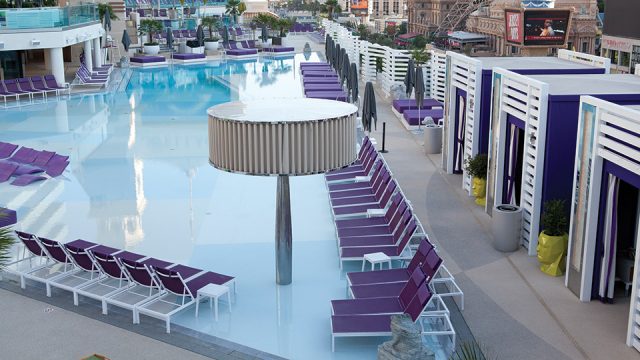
303, 71, 339, 78
29, 77, 58, 98
334, 192, 403, 230
329, 162, 385, 195
339, 220, 417, 267
326, 145, 375, 177
402, 109, 444, 126
0, 162, 18, 182
3, 79, 31, 99
325, 151, 379, 182
337, 200, 408, 238
332, 267, 426, 316
348, 243, 440, 299
306, 90, 348, 102
45, 239, 104, 301
346, 239, 433, 287
301, 68, 334, 75
263, 46, 295, 53
330, 174, 392, 207
330, 283, 433, 351
32, 151, 55, 167
10, 174, 47, 186
0, 86, 20, 106
0, 142, 18, 159
5, 231, 51, 289
392, 99, 443, 113
304, 83, 344, 93
46, 160, 69, 177
9, 147, 38, 164
338, 210, 412, 248
138, 264, 236, 332
300, 62, 329, 67
28, 236, 84, 296
17, 78, 46, 98
329, 167, 389, 199
44, 75, 70, 95
303, 78, 341, 85
0, 207, 17, 227
333, 180, 398, 217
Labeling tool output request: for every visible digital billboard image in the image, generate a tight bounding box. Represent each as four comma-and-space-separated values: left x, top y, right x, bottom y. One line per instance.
523, 9, 571, 46
504, 9, 523, 44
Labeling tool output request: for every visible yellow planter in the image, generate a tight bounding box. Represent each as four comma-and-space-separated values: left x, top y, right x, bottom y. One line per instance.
472, 177, 486, 206
536, 231, 568, 276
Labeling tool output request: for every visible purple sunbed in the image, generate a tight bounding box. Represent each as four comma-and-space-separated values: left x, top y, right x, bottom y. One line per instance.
331, 285, 432, 351
300, 62, 329, 67
264, 46, 295, 53
0, 207, 17, 227
17, 78, 45, 97
338, 211, 412, 248
339, 220, 416, 262
392, 99, 443, 113
173, 53, 206, 60
306, 91, 348, 102
44, 75, 68, 94
331, 175, 392, 207
347, 240, 433, 287
153, 264, 235, 295
330, 168, 389, 200
334, 193, 403, 229
0, 142, 18, 159
3, 79, 31, 98
12, 164, 45, 176
32, 151, 55, 167
11, 174, 47, 186
304, 84, 343, 93
130, 56, 166, 64
328, 165, 387, 195
0, 162, 18, 182
333, 268, 426, 316
337, 201, 408, 238
46, 160, 69, 177
303, 71, 338, 78
29, 77, 58, 97
301, 68, 335, 75
9, 147, 38, 163
333, 180, 397, 216
303, 78, 341, 85
349, 245, 441, 299
326, 146, 375, 176
226, 48, 258, 56
402, 109, 444, 126
325, 154, 379, 182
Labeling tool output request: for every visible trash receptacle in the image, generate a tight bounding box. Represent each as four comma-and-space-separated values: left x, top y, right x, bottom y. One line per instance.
423, 119, 443, 154
179, 43, 187, 54
491, 204, 522, 252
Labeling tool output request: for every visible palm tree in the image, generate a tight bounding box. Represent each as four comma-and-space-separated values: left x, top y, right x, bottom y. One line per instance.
0, 215, 15, 271
225, 0, 241, 24
201, 16, 220, 39
98, 3, 119, 22
325, 0, 337, 20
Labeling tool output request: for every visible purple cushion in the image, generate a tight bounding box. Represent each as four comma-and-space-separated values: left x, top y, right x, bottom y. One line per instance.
130, 56, 166, 63
173, 53, 206, 60
392, 99, 443, 113
303, 71, 338, 78
402, 109, 444, 126
226, 49, 258, 56
264, 46, 294, 53
303, 78, 341, 84
304, 84, 343, 93
0, 208, 17, 227
10, 174, 46, 186
306, 91, 347, 102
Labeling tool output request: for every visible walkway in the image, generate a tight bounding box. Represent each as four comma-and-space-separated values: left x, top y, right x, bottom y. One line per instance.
367, 85, 638, 360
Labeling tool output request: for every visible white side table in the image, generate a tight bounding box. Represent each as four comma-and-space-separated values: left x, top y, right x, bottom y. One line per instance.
362, 252, 392, 271
196, 283, 231, 321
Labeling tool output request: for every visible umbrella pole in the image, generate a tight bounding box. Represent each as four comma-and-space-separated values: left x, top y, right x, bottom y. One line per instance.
380, 122, 388, 153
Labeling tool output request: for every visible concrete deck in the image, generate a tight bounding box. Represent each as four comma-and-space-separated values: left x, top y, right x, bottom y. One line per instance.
366, 85, 638, 360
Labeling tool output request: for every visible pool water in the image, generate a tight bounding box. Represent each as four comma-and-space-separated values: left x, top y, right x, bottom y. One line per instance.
0, 53, 450, 359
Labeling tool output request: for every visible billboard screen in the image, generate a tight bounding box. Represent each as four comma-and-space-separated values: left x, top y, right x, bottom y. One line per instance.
603, 0, 640, 39
505, 9, 523, 44
523, 9, 571, 46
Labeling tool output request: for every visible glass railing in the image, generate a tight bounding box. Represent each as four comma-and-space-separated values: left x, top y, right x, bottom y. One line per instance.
0, 4, 99, 30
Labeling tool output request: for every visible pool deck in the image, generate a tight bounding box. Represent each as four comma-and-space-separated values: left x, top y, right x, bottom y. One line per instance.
1, 36, 638, 360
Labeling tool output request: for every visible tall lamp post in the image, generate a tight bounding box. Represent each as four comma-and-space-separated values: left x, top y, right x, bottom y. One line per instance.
208, 98, 358, 285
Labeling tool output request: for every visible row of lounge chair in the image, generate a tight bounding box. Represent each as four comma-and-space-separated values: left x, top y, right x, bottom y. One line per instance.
325, 137, 463, 351
75, 53, 113, 87
0, 76, 69, 108
6, 231, 236, 333
300, 62, 348, 102
391, 98, 444, 129
0, 142, 69, 185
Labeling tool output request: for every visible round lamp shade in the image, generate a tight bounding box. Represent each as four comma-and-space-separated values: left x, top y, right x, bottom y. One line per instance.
208, 99, 359, 176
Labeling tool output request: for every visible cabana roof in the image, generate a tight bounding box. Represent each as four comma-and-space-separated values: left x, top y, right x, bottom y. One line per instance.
526, 73, 640, 95
475, 56, 601, 71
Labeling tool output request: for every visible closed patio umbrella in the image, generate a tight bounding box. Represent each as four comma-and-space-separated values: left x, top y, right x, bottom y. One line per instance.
341, 53, 349, 85
261, 25, 268, 43
404, 58, 414, 97
349, 62, 359, 104
362, 82, 377, 133
414, 66, 425, 127
222, 26, 230, 45
334, 44, 341, 71
122, 29, 132, 52
196, 24, 205, 47
166, 27, 174, 51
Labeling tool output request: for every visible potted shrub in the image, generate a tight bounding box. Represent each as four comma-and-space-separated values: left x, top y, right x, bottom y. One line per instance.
537, 199, 569, 276
201, 16, 221, 50
139, 19, 163, 55
272, 18, 292, 46
464, 154, 488, 206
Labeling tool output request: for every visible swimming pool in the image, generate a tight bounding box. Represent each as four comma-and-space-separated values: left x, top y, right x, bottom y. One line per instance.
0, 54, 450, 359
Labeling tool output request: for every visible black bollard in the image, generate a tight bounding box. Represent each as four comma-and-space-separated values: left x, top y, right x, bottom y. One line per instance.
380, 122, 388, 153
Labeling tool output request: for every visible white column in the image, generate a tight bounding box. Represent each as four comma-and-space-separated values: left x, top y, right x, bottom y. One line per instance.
83, 40, 93, 71
93, 37, 102, 68
48, 47, 65, 86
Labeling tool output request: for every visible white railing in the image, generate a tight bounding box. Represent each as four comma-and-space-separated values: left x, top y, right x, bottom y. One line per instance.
429, 50, 447, 103
558, 49, 612, 73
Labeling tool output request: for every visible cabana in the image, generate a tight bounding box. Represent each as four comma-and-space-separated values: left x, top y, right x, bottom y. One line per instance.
443, 50, 611, 195
130, 55, 168, 68
565, 97, 640, 352
487, 70, 640, 256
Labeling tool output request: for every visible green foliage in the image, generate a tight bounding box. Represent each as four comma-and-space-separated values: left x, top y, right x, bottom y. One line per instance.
98, 3, 119, 22
201, 16, 220, 40
449, 342, 487, 360
138, 19, 163, 45
385, 24, 397, 37
237, 1, 246, 14
399, 22, 407, 35
0, 215, 15, 271
412, 34, 427, 49
541, 199, 568, 237
375, 56, 383, 73
464, 154, 488, 179
411, 48, 431, 65
225, 0, 241, 23
276, 17, 294, 37
325, 0, 337, 20
357, 24, 369, 40
597, 0, 604, 12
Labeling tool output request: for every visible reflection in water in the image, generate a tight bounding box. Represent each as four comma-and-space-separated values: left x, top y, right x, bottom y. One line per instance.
124, 157, 147, 247
276, 285, 293, 356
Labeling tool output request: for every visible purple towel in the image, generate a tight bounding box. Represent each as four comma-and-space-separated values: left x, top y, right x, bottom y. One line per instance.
0, 162, 18, 182
32, 151, 56, 167
11, 175, 47, 186
46, 160, 69, 177
12, 163, 45, 176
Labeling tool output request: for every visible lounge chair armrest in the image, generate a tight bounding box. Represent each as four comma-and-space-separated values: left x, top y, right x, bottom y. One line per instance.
366, 209, 385, 218
354, 176, 370, 183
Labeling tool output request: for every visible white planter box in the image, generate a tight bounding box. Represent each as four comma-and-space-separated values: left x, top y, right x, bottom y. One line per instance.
143, 44, 160, 55
204, 41, 219, 51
